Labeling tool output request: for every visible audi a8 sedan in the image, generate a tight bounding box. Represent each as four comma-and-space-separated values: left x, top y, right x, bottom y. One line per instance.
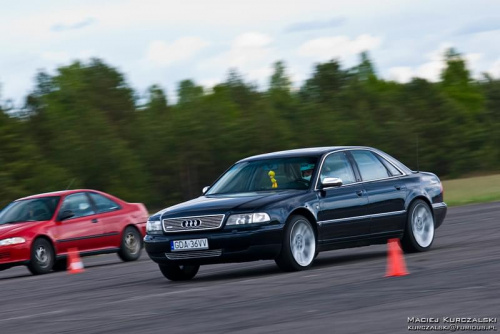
0, 189, 148, 275
145, 147, 446, 281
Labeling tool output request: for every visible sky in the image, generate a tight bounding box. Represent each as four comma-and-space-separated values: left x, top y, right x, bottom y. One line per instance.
1, 0, 500, 105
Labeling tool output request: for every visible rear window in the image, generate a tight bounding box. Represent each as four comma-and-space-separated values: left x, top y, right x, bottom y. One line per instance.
351, 151, 390, 181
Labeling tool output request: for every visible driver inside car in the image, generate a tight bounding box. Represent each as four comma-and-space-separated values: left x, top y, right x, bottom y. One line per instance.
300, 164, 315, 181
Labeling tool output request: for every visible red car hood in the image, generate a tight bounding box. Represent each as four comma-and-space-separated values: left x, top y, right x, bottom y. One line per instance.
0, 221, 46, 238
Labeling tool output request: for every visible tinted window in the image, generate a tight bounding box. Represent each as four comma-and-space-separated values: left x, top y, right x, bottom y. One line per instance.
351, 151, 390, 181
379, 156, 403, 176
320, 152, 356, 185
207, 157, 318, 194
59, 193, 95, 219
89, 193, 120, 213
0, 197, 60, 224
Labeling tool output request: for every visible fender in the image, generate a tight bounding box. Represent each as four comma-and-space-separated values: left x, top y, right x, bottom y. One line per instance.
405, 187, 433, 211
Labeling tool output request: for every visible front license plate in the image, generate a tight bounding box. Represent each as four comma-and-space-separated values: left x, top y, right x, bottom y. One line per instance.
171, 238, 209, 252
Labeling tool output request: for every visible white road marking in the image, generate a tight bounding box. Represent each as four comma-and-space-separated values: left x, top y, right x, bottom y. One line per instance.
0, 310, 64, 323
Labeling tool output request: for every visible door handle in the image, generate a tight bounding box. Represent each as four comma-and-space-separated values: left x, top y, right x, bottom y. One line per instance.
356, 190, 364, 197
395, 185, 402, 191
91, 218, 99, 223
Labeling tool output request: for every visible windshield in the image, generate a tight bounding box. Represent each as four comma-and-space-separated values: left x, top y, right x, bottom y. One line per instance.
0, 196, 61, 224
207, 157, 318, 195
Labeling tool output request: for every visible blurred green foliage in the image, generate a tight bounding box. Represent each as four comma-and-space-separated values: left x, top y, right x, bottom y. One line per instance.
1, 50, 499, 209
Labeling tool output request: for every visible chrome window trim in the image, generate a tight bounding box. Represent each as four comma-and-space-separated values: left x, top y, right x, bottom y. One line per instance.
314, 148, 408, 191
317, 210, 406, 225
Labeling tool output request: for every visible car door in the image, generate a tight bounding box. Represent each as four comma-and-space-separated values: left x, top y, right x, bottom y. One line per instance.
87, 192, 123, 248
54, 192, 105, 253
316, 151, 370, 241
348, 150, 407, 234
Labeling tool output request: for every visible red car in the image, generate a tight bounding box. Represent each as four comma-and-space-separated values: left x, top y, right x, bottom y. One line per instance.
0, 189, 148, 275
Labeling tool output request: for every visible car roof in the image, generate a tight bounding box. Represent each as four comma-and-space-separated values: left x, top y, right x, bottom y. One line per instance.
17, 189, 104, 201
238, 146, 374, 162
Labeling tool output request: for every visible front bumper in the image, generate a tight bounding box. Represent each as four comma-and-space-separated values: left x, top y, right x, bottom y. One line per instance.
0, 242, 30, 268
144, 223, 284, 265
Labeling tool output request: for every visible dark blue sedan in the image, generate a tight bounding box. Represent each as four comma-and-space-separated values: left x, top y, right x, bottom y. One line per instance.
145, 147, 446, 281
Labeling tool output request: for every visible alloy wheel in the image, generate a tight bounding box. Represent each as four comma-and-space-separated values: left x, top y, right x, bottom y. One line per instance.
290, 219, 316, 266
411, 203, 434, 248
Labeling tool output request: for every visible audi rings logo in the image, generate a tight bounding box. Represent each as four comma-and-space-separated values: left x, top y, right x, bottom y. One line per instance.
182, 219, 202, 228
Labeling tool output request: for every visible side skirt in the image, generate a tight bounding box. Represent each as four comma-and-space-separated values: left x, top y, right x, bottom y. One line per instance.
56, 248, 120, 260
318, 231, 404, 252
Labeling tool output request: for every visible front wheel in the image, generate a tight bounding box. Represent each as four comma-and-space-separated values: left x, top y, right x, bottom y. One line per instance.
118, 226, 142, 261
27, 238, 55, 275
401, 199, 435, 253
275, 215, 316, 272
159, 263, 200, 281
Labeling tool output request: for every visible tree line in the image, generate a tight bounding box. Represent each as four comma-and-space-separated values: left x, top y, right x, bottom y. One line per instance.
1, 49, 499, 209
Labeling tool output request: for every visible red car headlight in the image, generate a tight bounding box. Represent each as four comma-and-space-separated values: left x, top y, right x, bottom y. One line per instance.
0, 237, 26, 246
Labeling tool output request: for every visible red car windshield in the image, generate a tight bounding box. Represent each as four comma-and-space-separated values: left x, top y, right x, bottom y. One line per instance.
0, 196, 61, 224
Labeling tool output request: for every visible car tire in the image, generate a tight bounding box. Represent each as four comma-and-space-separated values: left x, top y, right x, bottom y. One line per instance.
401, 199, 435, 253
158, 263, 200, 281
118, 226, 142, 262
275, 215, 316, 272
27, 238, 55, 275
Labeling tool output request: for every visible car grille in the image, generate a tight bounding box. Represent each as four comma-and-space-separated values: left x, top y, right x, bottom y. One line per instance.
162, 214, 225, 233
165, 249, 222, 260
0, 251, 10, 260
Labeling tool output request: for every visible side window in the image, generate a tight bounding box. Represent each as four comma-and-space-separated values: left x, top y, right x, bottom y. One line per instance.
59, 193, 95, 219
320, 152, 356, 185
89, 193, 121, 213
378, 156, 403, 176
351, 151, 390, 181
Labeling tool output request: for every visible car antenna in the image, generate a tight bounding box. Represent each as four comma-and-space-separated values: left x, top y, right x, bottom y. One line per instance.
416, 134, 419, 173
65, 178, 76, 190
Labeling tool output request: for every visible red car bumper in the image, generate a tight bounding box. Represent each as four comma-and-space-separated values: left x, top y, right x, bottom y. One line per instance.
0, 243, 30, 266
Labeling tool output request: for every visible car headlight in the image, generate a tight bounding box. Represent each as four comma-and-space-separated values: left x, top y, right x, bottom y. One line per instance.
146, 220, 162, 234
226, 213, 271, 226
0, 237, 26, 246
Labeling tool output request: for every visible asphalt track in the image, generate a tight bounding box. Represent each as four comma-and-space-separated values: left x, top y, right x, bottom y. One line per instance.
1, 202, 499, 334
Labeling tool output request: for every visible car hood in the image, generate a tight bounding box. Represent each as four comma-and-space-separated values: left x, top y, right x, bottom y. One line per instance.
151, 190, 305, 219
0, 221, 46, 238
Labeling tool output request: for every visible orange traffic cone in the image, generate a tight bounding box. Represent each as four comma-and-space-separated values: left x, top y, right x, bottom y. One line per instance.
385, 238, 408, 277
67, 248, 84, 274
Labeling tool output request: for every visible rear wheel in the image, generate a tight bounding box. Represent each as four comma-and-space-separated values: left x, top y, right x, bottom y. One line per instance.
401, 199, 435, 252
118, 226, 142, 261
275, 215, 316, 272
159, 263, 200, 281
27, 238, 55, 275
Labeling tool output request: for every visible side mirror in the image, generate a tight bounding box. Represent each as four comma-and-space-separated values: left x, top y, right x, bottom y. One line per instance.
202, 186, 210, 195
59, 210, 75, 221
321, 177, 343, 189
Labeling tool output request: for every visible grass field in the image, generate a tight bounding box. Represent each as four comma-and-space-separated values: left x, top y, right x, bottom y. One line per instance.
443, 174, 500, 207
